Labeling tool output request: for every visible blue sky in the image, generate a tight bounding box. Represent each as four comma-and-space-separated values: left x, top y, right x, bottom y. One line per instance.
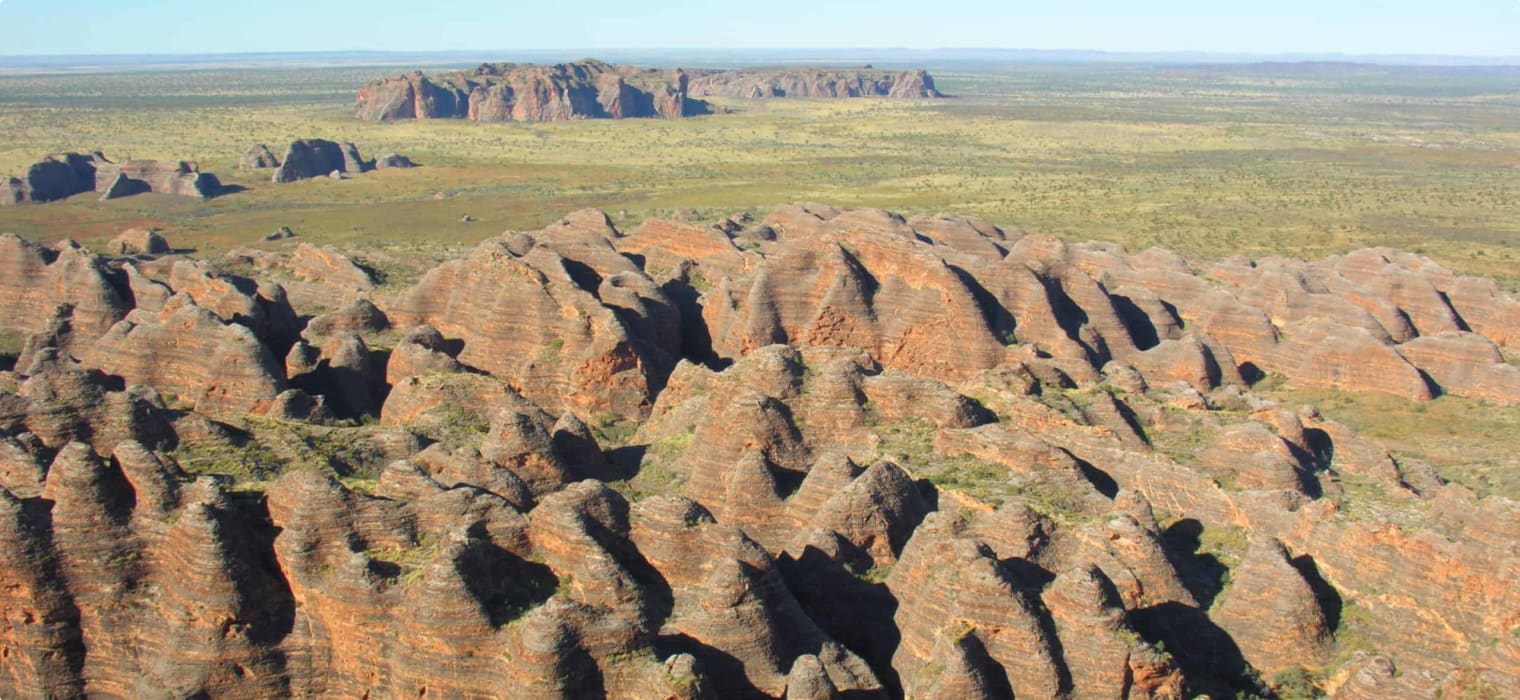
0, 0, 1516, 57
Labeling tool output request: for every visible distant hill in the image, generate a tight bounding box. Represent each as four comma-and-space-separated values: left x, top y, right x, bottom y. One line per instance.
352, 60, 940, 123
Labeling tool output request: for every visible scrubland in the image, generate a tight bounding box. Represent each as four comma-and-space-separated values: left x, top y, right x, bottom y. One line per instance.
1, 62, 1516, 281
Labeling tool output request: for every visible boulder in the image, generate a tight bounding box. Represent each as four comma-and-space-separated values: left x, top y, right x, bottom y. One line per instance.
93, 158, 221, 199
106, 227, 172, 256
239, 144, 281, 169
374, 153, 416, 169
272, 139, 368, 183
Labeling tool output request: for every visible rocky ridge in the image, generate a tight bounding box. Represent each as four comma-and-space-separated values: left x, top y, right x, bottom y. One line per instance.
1, 205, 1518, 699
685, 67, 941, 99
353, 61, 942, 123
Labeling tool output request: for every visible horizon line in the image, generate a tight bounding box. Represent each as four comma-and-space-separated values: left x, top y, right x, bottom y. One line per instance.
2, 47, 1519, 63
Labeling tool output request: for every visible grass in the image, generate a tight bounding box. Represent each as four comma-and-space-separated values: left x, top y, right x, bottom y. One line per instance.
0, 330, 25, 357
858, 564, 893, 584
1262, 387, 1520, 501
1327, 597, 1379, 672
407, 399, 492, 448
614, 430, 692, 501
366, 532, 442, 587
166, 413, 403, 489
0, 63, 1516, 289
169, 435, 284, 483
869, 417, 1096, 519
589, 415, 639, 448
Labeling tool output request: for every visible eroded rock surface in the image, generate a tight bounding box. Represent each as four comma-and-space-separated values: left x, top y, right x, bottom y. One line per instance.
2, 152, 220, 204
355, 61, 698, 122
2, 204, 1519, 699
686, 67, 941, 99
354, 61, 942, 124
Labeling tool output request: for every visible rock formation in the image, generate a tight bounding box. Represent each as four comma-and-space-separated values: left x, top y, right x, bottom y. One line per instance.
271, 139, 372, 183
239, 144, 281, 169
94, 159, 221, 199
1, 152, 99, 205
355, 61, 698, 123
353, 61, 942, 123
106, 228, 171, 256
2, 204, 1519, 699
1, 152, 220, 204
374, 153, 415, 169
686, 67, 941, 99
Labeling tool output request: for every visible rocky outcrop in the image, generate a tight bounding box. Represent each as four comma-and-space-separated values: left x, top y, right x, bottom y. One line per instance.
93, 159, 221, 199
2, 152, 220, 204
353, 61, 942, 124
106, 228, 171, 256
385, 213, 679, 420
271, 139, 372, 183
355, 61, 699, 123
80, 295, 287, 416
374, 153, 416, 169
5, 203, 1520, 699
0, 236, 131, 347
1395, 331, 1520, 404
687, 67, 941, 99
238, 144, 281, 169
214, 243, 376, 314
0, 152, 100, 205
1210, 538, 1332, 675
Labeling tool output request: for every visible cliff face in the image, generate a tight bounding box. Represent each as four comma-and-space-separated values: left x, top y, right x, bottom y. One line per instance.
686, 67, 941, 99
353, 61, 943, 123
354, 61, 697, 123
2, 206, 1520, 699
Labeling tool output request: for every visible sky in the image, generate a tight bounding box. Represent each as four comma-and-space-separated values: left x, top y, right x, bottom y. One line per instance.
0, 0, 1516, 57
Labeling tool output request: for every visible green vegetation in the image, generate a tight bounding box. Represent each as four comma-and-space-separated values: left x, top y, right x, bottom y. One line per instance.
0, 330, 25, 358
616, 430, 692, 501
662, 665, 701, 693
858, 564, 893, 584
870, 417, 1093, 519
1328, 597, 1380, 671
589, 415, 639, 448
411, 402, 491, 447
169, 434, 284, 482
534, 338, 565, 364
1270, 666, 1326, 700
166, 413, 402, 489
1, 63, 1516, 290
367, 533, 442, 587
1263, 387, 1520, 500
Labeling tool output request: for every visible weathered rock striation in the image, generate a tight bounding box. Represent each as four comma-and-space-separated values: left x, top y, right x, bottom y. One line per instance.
2, 205, 1520, 699
353, 61, 942, 124
355, 61, 698, 123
